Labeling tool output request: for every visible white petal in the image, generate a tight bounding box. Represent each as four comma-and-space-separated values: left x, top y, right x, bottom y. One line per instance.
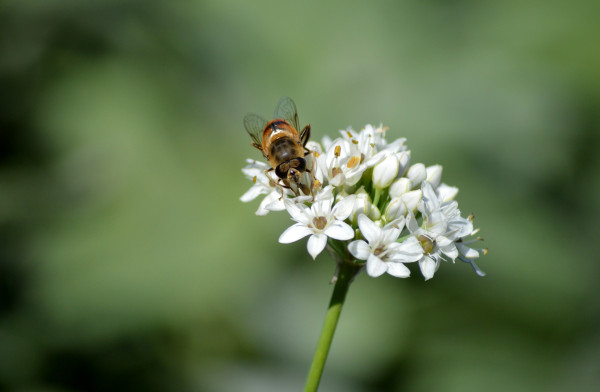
406, 211, 420, 234
449, 217, 473, 238
279, 224, 313, 243
389, 178, 411, 198
401, 190, 422, 212
397, 150, 411, 176
332, 195, 357, 220
366, 254, 387, 277
407, 163, 426, 186
307, 234, 327, 259
348, 240, 371, 260
261, 192, 285, 212
372, 154, 399, 189
440, 242, 458, 261
240, 185, 264, 202
387, 236, 423, 262
386, 262, 411, 278
357, 214, 381, 244
420, 182, 440, 214
426, 164, 443, 188
324, 221, 355, 240
381, 226, 400, 244
284, 199, 311, 224
384, 198, 405, 221
419, 256, 438, 280
437, 183, 459, 202
457, 243, 480, 259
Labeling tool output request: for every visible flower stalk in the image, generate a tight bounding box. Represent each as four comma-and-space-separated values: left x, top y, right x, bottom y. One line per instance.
304, 260, 361, 392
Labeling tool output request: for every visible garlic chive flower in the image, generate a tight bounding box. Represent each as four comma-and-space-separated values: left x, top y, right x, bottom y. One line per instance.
279, 189, 356, 259
348, 215, 422, 277
242, 124, 487, 280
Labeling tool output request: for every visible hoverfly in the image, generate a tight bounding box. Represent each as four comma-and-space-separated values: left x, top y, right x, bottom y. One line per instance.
244, 97, 314, 197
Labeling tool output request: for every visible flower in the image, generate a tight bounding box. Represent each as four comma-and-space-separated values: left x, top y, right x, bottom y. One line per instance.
348, 214, 423, 277
279, 191, 356, 259
240, 160, 288, 215
242, 117, 487, 281
406, 182, 479, 280
316, 137, 367, 187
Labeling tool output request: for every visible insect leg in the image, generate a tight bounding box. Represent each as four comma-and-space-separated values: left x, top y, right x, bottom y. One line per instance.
300, 124, 311, 148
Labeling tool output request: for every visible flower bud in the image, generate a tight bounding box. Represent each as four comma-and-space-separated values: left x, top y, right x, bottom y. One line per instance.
389, 178, 411, 198
384, 197, 406, 221
426, 164, 443, 188
369, 204, 381, 221
401, 190, 422, 212
372, 154, 399, 189
436, 183, 459, 202
407, 163, 426, 187
350, 188, 372, 224
397, 150, 411, 176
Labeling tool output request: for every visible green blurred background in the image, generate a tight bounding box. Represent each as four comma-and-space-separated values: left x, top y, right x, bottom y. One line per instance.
1, 0, 599, 391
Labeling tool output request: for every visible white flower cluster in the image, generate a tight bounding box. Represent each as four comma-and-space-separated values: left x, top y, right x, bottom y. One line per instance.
241, 125, 486, 280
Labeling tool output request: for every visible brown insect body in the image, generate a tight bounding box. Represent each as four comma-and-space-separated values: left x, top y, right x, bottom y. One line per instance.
244, 98, 313, 196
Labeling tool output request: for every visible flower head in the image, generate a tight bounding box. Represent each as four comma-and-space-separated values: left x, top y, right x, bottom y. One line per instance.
242, 120, 487, 281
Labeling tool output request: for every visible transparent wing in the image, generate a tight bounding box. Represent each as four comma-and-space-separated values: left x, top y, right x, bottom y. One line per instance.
274, 96, 299, 131
243, 113, 267, 147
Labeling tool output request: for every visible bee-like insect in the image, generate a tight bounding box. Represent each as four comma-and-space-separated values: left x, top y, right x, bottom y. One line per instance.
244, 97, 313, 196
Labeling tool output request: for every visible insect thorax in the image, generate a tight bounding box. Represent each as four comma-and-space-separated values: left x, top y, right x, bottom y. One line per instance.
269, 137, 300, 164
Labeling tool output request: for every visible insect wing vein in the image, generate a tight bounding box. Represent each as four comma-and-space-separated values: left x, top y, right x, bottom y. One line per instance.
274, 97, 300, 131
243, 113, 267, 146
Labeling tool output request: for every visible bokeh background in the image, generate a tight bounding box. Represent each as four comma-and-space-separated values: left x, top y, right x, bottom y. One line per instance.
1, 0, 599, 391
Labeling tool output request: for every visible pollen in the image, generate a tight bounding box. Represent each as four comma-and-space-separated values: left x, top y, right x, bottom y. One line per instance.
347, 156, 360, 169
312, 216, 328, 230
313, 151, 320, 158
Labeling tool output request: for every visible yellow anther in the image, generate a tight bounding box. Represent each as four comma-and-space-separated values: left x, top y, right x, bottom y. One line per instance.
347, 156, 360, 169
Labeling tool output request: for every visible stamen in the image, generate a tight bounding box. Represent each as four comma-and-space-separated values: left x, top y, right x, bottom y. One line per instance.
331, 167, 342, 178
347, 156, 360, 169
351, 139, 358, 145
252, 176, 257, 183
334, 145, 341, 157
374, 246, 386, 256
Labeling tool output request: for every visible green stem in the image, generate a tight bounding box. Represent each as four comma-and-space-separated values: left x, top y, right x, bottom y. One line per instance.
372, 187, 382, 207
304, 262, 360, 392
